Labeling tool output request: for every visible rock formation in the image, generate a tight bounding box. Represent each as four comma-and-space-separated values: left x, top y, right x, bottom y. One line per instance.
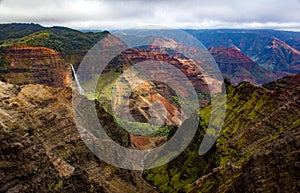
209, 47, 281, 84
0, 82, 157, 193
0, 45, 71, 87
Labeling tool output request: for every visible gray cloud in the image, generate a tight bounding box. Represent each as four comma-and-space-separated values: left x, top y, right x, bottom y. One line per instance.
0, 0, 300, 30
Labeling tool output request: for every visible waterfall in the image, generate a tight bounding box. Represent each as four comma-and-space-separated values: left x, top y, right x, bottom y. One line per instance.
70, 64, 84, 95
139, 150, 158, 190
141, 150, 151, 170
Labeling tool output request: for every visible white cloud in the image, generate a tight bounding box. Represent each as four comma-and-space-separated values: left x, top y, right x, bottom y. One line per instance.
0, 0, 300, 30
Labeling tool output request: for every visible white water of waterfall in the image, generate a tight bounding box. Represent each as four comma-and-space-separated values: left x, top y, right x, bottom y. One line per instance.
139, 150, 158, 190
70, 64, 84, 95
141, 150, 151, 170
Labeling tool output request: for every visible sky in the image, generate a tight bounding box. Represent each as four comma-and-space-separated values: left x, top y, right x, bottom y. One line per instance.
0, 0, 300, 31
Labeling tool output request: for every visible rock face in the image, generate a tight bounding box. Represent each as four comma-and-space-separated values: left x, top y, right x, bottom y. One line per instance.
107, 48, 213, 97
97, 47, 218, 139
0, 45, 71, 87
0, 82, 157, 193
143, 74, 300, 193
129, 81, 182, 126
103, 48, 218, 126
233, 129, 299, 192
209, 47, 281, 84
255, 38, 300, 73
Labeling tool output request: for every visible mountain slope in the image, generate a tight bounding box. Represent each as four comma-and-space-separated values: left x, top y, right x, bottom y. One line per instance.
209, 47, 281, 84
0, 82, 156, 193
187, 29, 300, 74
263, 73, 300, 90
143, 74, 300, 193
259, 38, 300, 72
0, 23, 108, 67
0, 23, 44, 42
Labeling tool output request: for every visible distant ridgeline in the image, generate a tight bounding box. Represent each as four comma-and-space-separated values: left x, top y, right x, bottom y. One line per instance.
1, 23, 300, 86
186, 29, 300, 75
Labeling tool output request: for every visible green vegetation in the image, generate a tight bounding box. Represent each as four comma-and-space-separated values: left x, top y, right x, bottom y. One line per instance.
171, 96, 182, 105
142, 113, 213, 192
81, 70, 121, 101
0, 47, 8, 68
0, 23, 44, 42
0, 24, 108, 66
143, 80, 300, 193
111, 121, 174, 137
116, 119, 162, 136
0, 58, 6, 68
153, 125, 175, 137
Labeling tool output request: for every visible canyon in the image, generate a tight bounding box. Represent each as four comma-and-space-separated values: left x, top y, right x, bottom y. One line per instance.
0, 23, 299, 193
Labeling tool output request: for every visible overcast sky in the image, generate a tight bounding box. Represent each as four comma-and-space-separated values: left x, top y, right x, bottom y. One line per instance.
0, 0, 300, 30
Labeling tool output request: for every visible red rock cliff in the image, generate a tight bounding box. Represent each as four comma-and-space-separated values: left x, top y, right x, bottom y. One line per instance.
0, 45, 71, 87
